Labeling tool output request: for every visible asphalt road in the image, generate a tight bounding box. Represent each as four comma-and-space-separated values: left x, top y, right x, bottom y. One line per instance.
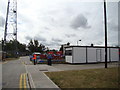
2, 57, 28, 88
2, 56, 118, 89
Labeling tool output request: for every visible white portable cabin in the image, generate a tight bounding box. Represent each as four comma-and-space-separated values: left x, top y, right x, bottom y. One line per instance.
65, 46, 119, 63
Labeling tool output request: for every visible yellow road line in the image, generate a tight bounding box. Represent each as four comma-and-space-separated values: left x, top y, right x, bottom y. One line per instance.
24, 73, 27, 89
19, 74, 23, 89
19, 73, 27, 90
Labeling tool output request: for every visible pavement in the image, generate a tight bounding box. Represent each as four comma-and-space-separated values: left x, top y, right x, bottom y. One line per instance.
25, 65, 60, 89
20, 57, 60, 89
2, 56, 117, 89
21, 56, 118, 89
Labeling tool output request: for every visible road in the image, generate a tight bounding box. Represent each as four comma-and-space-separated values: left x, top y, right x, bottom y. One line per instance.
1, 56, 118, 89
2, 56, 30, 88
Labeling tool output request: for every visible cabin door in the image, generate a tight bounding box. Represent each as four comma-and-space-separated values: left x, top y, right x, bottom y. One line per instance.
96, 49, 101, 62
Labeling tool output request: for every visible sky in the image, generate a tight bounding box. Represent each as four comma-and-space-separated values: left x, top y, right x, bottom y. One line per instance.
0, 0, 119, 50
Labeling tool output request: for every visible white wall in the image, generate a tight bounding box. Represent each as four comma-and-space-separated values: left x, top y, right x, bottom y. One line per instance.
110, 48, 119, 61
65, 47, 73, 63
65, 56, 72, 63
65, 47, 119, 64
66, 48, 72, 50
100, 48, 105, 62
87, 48, 96, 63
73, 47, 86, 63
88, 48, 112, 63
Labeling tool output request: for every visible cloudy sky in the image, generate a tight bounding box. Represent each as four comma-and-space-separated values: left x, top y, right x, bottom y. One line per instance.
0, 0, 119, 50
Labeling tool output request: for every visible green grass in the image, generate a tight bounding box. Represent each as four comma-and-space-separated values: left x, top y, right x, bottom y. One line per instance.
45, 67, 119, 88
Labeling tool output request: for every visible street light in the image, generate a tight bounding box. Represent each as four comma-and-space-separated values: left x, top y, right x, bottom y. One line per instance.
77, 40, 81, 46
104, 0, 108, 68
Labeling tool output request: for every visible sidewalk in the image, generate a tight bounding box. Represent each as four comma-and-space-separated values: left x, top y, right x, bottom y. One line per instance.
25, 61, 118, 89
25, 65, 60, 89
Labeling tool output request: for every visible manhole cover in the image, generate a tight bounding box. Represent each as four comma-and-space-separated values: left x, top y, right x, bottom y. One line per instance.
39, 69, 48, 71
2, 82, 7, 86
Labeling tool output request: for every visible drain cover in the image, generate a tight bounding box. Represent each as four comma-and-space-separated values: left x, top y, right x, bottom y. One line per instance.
2, 82, 7, 86
39, 69, 48, 71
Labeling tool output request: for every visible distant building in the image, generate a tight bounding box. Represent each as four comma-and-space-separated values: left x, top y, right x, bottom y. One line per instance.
65, 46, 119, 63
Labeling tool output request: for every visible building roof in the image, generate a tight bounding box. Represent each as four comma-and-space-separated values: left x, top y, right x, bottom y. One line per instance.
65, 45, 119, 48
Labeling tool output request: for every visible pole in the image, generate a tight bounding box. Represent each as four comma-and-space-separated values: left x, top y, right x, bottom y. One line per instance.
3, 0, 10, 49
14, 0, 18, 58
3, 0, 10, 60
77, 40, 81, 46
104, 0, 108, 68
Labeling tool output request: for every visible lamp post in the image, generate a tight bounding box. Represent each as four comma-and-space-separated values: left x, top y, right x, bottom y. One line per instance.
77, 40, 81, 46
104, 0, 108, 68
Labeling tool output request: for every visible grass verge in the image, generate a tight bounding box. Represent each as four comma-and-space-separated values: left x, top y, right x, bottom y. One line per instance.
45, 67, 119, 88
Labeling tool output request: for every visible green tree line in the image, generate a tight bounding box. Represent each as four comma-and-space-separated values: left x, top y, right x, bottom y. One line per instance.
1, 39, 47, 58
0, 39, 70, 58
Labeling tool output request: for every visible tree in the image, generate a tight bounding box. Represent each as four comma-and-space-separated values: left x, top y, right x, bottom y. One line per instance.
27, 39, 46, 53
59, 45, 63, 51
34, 40, 39, 47
28, 39, 35, 53
67, 42, 70, 45
38, 44, 45, 53
1, 40, 28, 57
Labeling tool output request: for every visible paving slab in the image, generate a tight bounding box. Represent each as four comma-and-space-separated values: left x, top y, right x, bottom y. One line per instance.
25, 65, 60, 89
51, 62, 118, 71
38, 65, 62, 72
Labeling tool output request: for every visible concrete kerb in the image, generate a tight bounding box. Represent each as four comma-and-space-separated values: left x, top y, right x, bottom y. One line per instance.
27, 72, 36, 89
25, 64, 36, 89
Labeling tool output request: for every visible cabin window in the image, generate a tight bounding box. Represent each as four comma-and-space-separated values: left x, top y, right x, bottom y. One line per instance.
65, 50, 72, 55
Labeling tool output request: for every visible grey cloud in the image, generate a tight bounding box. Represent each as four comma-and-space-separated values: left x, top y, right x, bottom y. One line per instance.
41, 37, 62, 47
51, 42, 61, 46
25, 36, 32, 40
118, 1, 120, 31
0, 16, 5, 27
65, 34, 76, 38
52, 38, 62, 42
34, 36, 46, 42
44, 27, 50, 30
71, 14, 91, 29
41, 41, 61, 46
18, 13, 31, 23
41, 42, 51, 46
52, 42, 61, 46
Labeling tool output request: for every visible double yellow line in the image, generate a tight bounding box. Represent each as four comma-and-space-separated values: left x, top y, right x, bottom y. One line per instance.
19, 73, 27, 89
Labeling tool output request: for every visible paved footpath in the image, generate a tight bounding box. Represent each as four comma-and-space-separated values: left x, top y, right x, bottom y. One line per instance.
25, 63, 118, 89
25, 65, 60, 89
22, 56, 118, 89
